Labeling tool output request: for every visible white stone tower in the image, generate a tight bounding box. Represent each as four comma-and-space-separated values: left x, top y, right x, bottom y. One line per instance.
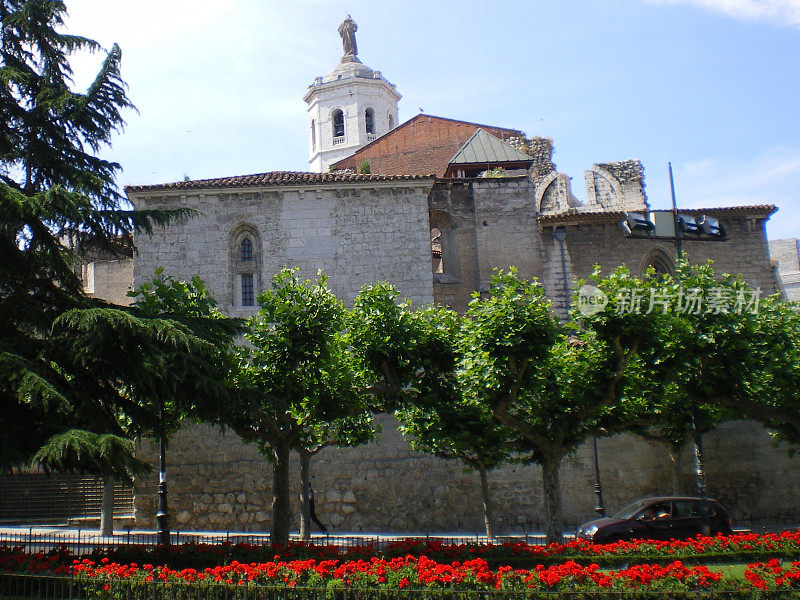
304, 16, 401, 173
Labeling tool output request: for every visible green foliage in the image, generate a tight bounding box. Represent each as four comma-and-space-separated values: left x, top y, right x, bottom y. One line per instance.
0, 0, 195, 472
32, 430, 151, 483
227, 269, 375, 546
358, 159, 371, 174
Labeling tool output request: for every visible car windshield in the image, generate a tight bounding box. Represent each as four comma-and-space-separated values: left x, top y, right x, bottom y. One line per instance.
612, 500, 649, 519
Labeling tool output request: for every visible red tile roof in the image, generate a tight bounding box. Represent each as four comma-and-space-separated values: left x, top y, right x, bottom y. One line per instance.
331, 114, 525, 177
125, 171, 433, 193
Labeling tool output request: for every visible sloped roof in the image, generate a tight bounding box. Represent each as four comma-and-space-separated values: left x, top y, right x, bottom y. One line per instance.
450, 129, 533, 165
331, 114, 525, 177
125, 171, 432, 193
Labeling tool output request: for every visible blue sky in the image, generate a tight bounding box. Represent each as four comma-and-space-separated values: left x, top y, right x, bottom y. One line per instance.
64, 0, 800, 240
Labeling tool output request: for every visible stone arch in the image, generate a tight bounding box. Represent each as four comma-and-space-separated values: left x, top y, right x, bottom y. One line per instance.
641, 247, 675, 277
429, 210, 460, 282
229, 223, 262, 309
586, 165, 624, 208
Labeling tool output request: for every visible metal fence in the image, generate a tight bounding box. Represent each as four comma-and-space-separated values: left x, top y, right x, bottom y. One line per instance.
0, 473, 134, 522
2, 573, 799, 600
0, 530, 548, 556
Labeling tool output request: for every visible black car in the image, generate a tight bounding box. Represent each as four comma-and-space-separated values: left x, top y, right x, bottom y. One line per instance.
577, 496, 733, 543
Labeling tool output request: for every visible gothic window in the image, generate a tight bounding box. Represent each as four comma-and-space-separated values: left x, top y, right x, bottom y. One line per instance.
230, 224, 261, 309
332, 109, 344, 138
240, 237, 253, 262
643, 249, 674, 277
365, 108, 375, 134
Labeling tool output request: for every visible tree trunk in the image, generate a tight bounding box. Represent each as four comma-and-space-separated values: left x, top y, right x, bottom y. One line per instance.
477, 463, 495, 540
270, 441, 293, 547
100, 476, 114, 537
541, 450, 564, 545
668, 444, 684, 494
298, 448, 312, 542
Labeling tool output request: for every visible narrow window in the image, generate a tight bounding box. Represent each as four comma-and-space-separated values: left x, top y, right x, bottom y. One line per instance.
311, 119, 316, 149
241, 274, 254, 307
431, 227, 443, 274
388, 113, 394, 130
332, 109, 344, 138
365, 108, 374, 134
240, 237, 253, 262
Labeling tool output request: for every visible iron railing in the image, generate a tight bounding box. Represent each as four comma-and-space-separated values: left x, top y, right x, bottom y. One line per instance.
0, 530, 549, 556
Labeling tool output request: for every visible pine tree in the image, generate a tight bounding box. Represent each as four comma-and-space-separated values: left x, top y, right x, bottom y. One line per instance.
0, 1, 194, 473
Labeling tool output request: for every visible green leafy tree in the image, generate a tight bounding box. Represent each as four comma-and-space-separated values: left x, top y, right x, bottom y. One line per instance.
396, 394, 516, 539
295, 413, 376, 540
45, 271, 240, 534
461, 269, 657, 544
228, 269, 369, 547
32, 431, 151, 535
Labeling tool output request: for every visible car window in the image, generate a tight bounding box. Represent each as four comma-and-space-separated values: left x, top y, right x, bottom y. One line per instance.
613, 500, 649, 519
640, 501, 671, 520
673, 501, 699, 518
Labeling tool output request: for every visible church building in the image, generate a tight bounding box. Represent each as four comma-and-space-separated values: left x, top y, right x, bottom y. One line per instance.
119, 18, 795, 533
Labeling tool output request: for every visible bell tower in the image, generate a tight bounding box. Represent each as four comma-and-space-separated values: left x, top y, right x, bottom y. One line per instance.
304, 16, 401, 173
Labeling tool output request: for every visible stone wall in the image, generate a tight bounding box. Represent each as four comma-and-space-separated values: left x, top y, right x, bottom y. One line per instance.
134, 415, 800, 533
769, 238, 800, 301
129, 181, 435, 309
82, 260, 134, 306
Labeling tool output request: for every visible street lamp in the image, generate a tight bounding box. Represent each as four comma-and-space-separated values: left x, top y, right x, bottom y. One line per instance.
156, 402, 170, 546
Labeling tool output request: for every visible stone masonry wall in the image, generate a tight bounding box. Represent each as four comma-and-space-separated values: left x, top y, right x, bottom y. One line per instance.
129, 182, 435, 309
543, 214, 777, 295
134, 415, 800, 533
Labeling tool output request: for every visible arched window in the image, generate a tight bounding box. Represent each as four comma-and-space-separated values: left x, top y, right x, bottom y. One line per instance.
431, 227, 443, 274
365, 108, 375, 134
240, 237, 253, 262
388, 113, 394, 130
643, 249, 674, 278
311, 119, 316, 149
429, 210, 460, 283
332, 109, 344, 139
230, 224, 261, 309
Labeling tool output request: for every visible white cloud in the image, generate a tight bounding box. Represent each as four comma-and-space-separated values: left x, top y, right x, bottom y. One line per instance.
644, 0, 800, 27
671, 146, 800, 239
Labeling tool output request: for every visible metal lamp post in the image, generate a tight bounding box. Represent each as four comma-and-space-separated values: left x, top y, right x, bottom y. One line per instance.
592, 437, 606, 517
156, 403, 170, 546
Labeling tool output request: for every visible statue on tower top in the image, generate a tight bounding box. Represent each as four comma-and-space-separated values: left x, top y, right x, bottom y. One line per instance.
338, 15, 358, 60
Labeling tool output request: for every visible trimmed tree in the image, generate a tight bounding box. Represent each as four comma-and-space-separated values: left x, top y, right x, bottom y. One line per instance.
228, 269, 368, 547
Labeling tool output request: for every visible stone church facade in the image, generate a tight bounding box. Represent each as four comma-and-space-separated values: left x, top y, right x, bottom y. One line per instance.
118, 19, 799, 533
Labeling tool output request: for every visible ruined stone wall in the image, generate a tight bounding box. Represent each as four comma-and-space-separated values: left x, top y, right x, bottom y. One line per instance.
129, 181, 435, 309
134, 416, 800, 533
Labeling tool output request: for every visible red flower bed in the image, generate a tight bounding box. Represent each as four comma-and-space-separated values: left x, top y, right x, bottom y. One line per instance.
2, 531, 800, 596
